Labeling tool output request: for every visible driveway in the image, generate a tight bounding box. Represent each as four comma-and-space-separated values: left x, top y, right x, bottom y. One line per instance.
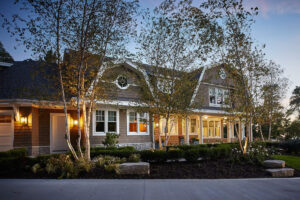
0, 178, 299, 200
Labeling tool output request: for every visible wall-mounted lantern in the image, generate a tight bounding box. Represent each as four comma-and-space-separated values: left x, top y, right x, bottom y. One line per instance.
20, 116, 28, 125
74, 120, 78, 126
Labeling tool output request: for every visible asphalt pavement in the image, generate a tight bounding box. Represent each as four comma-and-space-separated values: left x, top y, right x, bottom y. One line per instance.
0, 178, 299, 200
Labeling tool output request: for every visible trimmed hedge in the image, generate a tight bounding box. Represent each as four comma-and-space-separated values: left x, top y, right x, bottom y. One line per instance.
280, 139, 300, 155
0, 148, 27, 158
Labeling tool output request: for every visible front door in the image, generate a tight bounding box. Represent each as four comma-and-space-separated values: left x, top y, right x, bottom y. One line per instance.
50, 114, 69, 153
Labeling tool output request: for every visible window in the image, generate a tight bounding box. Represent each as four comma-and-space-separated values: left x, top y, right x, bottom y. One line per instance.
116, 75, 128, 89
108, 111, 117, 132
94, 109, 119, 135
190, 119, 197, 134
160, 117, 178, 136
127, 111, 149, 135
0, 115, 11, 123
96, 110, 105, 132
209, 87, 229, 107
203, 120, 221, 138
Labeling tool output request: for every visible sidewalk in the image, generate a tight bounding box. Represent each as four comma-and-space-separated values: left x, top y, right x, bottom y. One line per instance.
0, 178, 299, 200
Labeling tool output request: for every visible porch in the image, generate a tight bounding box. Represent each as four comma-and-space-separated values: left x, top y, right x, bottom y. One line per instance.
154, 114, 251, 147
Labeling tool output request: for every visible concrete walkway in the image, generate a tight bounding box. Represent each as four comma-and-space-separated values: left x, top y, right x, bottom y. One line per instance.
0, 178, 300, 200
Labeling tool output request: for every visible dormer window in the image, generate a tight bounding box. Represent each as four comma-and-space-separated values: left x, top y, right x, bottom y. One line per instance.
116, 75, 129, 89
209, 87, 229, 107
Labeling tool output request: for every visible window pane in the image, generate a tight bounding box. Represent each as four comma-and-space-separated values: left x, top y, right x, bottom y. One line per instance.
191, 118, 196, 133
108, 111, 116, 122
203, 121, 208, 137
209, 88, 216, 104
0, 115, 11, 123
96, 122, 105, 132
139, 122, 147, 132
129, 112, 137, 122
139, 113, 147, 132
209, 121, 214, 137
215, 121, 220, 137
108, 122, 116, 132
96, 110, 105, 122
217, 89, 223, 104
129, 122, 137, 132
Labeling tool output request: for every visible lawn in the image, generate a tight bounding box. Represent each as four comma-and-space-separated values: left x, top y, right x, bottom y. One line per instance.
272, 155, 300, 171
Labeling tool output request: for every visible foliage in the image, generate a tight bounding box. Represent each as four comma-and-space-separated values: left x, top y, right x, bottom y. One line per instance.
285, 121, 300, 140
166, 149, 184, 160
184, 149, 199, 162
140, 150, 167, 163
0, 148, 27, 158
127, 154, 140, 162
289, 86, 300, 119
272, 155, 300, 171
280, 139, 300, 155
102, 133, 120, 148
45, 154, 76, 179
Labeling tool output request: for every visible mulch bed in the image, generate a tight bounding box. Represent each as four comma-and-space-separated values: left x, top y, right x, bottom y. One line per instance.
1, 159, 299, 179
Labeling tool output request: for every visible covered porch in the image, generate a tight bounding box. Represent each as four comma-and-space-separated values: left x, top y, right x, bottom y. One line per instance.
154, 113, 251, 147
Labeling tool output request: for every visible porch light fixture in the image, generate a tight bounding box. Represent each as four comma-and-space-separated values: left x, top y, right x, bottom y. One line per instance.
224, 117, 227, 120
155, 123, 159, 127
74, 120, 78, 126
20, 116, 28, 125
204, 116, 208, 119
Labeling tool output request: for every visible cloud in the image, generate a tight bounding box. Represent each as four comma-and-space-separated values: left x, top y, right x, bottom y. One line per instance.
246, 0, 300, 17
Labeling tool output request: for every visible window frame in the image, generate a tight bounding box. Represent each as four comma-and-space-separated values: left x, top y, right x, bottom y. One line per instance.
209, 87, 229, 107
202, 119, 222, 139
93, 109, 119, 136
160, 116, 178, 136
127, 110, 149, 135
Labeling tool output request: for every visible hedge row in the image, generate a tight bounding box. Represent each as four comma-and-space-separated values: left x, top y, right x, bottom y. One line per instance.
0, 148, 27, 158
89, 144, 235, 163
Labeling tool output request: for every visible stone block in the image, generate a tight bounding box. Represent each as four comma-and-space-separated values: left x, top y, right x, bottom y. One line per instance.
119, 162, 150, 175
266, 168, 294, 177
263, 160, 285, 168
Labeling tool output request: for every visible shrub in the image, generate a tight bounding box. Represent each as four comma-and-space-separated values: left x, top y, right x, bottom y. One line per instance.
45, 154, 76, 179
93, 155, 126, 167
140, 150, 167, 163
0, 148, 27, 158
166, 149, 184, 160
102, 132, 119, 148
104, 163, 120, 174
128, 154, 140, 162
75, 158, 95, 173
280, 139, 300, 155
184, 149, 199, 162
31, 163, 41, 174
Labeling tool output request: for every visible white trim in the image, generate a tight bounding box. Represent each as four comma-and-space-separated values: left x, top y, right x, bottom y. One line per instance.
95, 100, 147, 107
50, 113, 70, 154
93, 108, 119, 136
127, 110, 149, 136
190, 66, 207, 106
0, 110, 14, 151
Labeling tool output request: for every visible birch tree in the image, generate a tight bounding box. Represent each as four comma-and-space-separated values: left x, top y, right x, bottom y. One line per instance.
136, 0, 221, 147
2, 0, 139, 160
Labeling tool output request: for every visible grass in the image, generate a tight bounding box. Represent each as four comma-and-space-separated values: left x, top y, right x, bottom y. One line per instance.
272, 155, 300, 171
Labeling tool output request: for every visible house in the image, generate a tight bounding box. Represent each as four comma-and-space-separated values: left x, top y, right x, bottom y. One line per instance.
0, 57, 252, 155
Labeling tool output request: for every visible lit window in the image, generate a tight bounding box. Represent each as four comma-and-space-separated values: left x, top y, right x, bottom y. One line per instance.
128, 111, 149, 135
190, 118, 197, 134
203, 120, 221, 138
129, 112, 137, 132
160, 117, 178, 136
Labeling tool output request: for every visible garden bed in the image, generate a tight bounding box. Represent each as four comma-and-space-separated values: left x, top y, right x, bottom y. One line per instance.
2, 159, 299, 179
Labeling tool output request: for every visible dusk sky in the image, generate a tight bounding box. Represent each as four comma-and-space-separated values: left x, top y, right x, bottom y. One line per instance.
0, 0, 299, 108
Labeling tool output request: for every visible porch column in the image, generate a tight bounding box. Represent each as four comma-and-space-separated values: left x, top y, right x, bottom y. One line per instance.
200, 115, 203, 144
186, 117, 189, 145
228, 121, 232, 142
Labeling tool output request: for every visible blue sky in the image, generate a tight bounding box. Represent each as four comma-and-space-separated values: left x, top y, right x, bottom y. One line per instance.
0, 0, 300, 108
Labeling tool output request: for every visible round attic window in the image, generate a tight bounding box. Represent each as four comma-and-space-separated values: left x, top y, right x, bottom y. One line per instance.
117, 75, 128, 89
219, 68, 226, 79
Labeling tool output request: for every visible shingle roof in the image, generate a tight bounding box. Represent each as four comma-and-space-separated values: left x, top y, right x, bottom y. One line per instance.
0, 60, 60, 101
